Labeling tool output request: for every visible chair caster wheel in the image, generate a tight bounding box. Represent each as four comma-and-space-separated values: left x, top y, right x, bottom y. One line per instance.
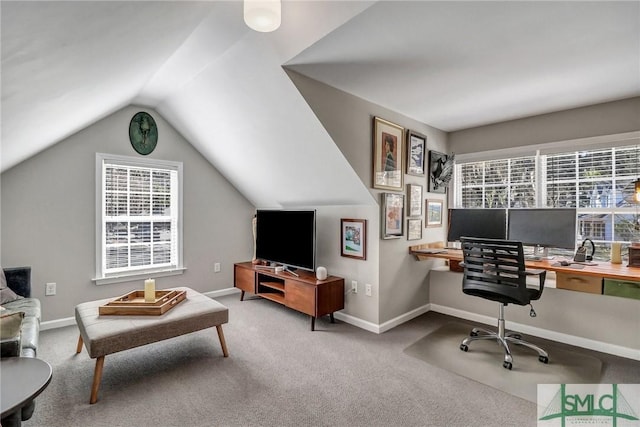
539, 355, 549, 364
503, 361, 512, 370
470, 331, 478, 337
460, 344, 468, 352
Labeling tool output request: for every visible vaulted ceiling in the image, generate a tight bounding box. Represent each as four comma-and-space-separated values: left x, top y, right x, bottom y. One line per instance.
2, 1, 639, 207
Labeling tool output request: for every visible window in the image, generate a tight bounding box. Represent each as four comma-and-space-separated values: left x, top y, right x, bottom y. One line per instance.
454, 143, 640, 260
95, 154, 183, 284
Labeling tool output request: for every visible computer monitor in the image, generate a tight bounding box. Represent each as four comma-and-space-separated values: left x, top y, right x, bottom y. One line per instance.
447, 209, 508, 243
507, 208, 577, 257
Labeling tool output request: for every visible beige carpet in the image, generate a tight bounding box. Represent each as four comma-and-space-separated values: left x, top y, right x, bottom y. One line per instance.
404, 322, 602, 403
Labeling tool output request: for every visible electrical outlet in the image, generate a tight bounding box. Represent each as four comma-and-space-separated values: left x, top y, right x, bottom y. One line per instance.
214, 263, 221, 273
45, 282, 56, 296
365, 284, 372, 296
351, 280, 358, 293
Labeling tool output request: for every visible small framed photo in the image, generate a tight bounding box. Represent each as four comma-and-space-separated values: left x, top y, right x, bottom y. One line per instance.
382, 193, 404, 239
406, 130, 426, 176
426, 199, 443, 227
428, 150, 455, 193
373, 117, 404, 191
407, 184, 423, 217
341, 218, 367, 260
407, 219, 423, 240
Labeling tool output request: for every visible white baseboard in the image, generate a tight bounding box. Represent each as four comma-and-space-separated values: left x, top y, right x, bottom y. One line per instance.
430, 304, 640, 361
334, 303, 431, 334
41, 316, 76, 331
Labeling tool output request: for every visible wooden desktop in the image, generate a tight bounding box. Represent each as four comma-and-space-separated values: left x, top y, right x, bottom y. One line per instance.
409, 243, 640, 282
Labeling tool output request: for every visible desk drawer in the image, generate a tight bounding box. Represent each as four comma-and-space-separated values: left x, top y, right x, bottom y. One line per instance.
556, 273, 602, 294
604, 279, 640, 300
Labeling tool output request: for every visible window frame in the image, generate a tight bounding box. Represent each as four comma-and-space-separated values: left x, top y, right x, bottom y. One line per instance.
452, 132, 640, 259
94, 153, 184, 285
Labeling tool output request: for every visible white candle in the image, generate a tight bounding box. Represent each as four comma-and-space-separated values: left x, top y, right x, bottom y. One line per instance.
144, 279, 156, 302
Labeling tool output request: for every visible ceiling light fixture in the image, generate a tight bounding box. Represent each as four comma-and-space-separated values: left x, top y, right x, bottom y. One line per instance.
244, 0, 281, 33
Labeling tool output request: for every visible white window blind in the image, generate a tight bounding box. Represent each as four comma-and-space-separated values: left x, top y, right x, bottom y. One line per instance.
96, 154, 183, 283
456, 156, 536, 208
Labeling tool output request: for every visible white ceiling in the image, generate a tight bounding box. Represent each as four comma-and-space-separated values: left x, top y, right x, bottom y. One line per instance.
2, 1, 639, 207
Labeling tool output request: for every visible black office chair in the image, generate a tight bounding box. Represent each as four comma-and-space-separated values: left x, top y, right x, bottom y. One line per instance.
458, 237, 549, 370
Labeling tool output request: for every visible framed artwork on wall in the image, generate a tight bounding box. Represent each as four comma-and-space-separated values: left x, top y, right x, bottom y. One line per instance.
407, 219, 422, 240
426, 199, 443, 227
406, 130, 426, 176
373, 117, 404, 191
381, 192, 404, 239
428, 150, 455, 193
407, 184, 423, 217
340, 218, 367, 260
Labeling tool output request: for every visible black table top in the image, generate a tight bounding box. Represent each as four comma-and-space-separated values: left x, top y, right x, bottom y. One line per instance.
1, 357, 52, 417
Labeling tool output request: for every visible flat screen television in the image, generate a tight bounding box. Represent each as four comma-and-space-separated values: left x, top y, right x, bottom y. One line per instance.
447, 208, 508, 243
255, 209, 316, 272
507, 208, 577, 252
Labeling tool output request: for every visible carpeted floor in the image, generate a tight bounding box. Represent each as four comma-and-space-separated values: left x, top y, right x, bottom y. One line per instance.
26, 294, 640, 427
403, 323, 602, 403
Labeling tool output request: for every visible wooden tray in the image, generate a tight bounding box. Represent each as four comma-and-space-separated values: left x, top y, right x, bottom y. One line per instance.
99, 289, 187, 316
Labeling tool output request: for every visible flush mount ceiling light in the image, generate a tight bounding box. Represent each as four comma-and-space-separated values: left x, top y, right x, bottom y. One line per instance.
244, 0, 281, 32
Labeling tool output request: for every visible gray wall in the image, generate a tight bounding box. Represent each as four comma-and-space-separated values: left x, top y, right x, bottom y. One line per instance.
288, 70, 449, 325
1, 106, 254, 321
450, 97, 640, 154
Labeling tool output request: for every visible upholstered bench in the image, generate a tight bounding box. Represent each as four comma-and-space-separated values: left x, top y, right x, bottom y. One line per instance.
74, 287, 229, 404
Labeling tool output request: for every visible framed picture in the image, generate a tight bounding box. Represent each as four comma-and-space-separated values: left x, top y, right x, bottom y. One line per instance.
381, 193, 404, 239
341, 218, 367, 260
407, 219, 422, 240
428, 150, 455, 193
426, 199, 443, 227
406, 130, 426, 176
373, 117, 404, 191
407, 184, 423, 217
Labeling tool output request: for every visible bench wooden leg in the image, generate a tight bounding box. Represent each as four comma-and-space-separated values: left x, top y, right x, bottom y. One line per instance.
216, 325, 229, 357
90, 356, 105, 404
76, 335, 84, 354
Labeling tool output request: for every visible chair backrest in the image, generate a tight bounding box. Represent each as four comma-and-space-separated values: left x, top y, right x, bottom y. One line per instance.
460, 237, 531, 306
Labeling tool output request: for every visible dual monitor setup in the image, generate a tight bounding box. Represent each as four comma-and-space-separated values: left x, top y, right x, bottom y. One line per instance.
448, 208, 578, 259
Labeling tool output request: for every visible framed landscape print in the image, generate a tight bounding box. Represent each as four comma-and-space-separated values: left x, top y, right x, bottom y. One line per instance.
426, 199, 443, 227
407, 183, 423, 217
381, 193, 404, 239
428, 150, 455, 193
407, 219, 422, 240
341, 218, 367, 260
406, 130, 426, 176
373, 117, 404, 191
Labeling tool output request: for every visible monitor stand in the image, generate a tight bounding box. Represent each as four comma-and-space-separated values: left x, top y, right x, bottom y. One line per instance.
283, 266, 299, 277
526, 246, 554, 261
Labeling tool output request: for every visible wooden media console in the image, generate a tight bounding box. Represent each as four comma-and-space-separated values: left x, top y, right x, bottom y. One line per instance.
234, 262, 344, 331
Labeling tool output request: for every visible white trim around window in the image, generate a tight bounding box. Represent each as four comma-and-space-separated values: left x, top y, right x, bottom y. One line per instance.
93, 153, 184, 285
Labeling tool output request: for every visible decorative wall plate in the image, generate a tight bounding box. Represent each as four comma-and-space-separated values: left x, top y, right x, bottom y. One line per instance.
129, 112, 158, 155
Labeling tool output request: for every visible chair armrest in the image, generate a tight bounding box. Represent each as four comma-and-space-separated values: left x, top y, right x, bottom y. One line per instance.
3, 267, 31, 298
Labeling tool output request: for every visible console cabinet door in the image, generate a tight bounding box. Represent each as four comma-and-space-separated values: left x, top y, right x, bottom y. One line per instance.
234, 265, 256, 293
285, 280, 315, 316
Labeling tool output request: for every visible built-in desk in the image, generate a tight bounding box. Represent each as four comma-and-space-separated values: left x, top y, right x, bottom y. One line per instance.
409, 244, 640, 282
409, 243, 640, 360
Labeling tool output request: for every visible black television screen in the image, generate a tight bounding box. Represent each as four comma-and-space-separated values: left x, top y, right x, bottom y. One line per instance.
447, 208, 507, 242
507, 208, 577, 250
255, 210, 316, 272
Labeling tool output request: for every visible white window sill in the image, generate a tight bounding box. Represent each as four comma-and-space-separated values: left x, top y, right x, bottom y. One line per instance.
92, 267, 186, 286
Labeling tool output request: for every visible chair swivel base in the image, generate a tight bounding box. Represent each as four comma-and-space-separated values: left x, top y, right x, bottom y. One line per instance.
459, 316, 549, 369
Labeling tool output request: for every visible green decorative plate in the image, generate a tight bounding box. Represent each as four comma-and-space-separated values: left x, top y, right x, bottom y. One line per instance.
129, 112, 158, 155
